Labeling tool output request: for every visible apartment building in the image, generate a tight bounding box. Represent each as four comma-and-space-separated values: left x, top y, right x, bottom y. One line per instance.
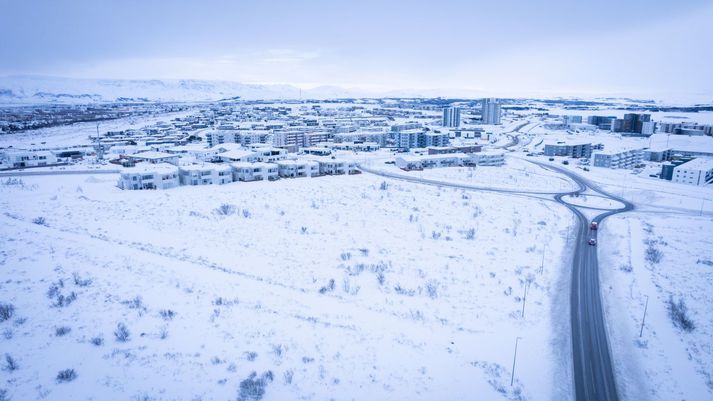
592, 149, 644, 169
671, 158, 713, 186
543, 142, 592, 158
117, 163, 180, 190
179, 163, 233, 186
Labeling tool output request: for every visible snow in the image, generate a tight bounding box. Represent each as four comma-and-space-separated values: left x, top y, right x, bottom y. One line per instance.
0, 171, 573, 401
599, 213, 713, 400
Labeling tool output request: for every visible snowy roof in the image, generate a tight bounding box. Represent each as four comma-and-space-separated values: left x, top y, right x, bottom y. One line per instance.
121, 163, 178, 175
397, 152, 472, 163
217, 149, 257, 160
231, 162, 277, 169
179, 163, 233, 172
678, 157, 713, 171
127, 151, 178, 160
648, 133, 713, 152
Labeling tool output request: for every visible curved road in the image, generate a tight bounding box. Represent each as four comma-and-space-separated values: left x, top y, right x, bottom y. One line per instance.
535, 162, 633, 401
360, 156, 633, 401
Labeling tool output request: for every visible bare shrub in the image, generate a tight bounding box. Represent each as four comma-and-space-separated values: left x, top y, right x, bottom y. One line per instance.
0, 303, 14, 322
114, 323, 130, 342
159, 309, 176, 320
667, 296, 695, 332
2, 354, 18, 372
318, 279, 335, 294
237, 371, 274, 401
56, 369, 77, 383
464, 228, 476, 240
32, 216, 47, 226
72, 273, 92, 287
425, 280, 439, 299
244, 351, 258, 362
55, 326, 71, 336
215, 203, 236, 216
645, 245, 663, 265
90, 336, 104, 346
379, 181, 389, 190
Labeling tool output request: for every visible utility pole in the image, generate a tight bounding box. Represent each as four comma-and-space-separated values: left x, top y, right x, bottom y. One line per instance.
511, 336, 521, 386
521, 280, 531, 318
540, 244, 546, 274
639, 295, 649, 338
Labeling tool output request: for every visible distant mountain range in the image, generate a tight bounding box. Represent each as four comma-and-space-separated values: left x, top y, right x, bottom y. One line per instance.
0, 75, 709, 105
0, 75, 350, 104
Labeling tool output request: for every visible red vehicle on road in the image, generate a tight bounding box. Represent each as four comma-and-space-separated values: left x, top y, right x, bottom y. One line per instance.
590, 222, 598, 230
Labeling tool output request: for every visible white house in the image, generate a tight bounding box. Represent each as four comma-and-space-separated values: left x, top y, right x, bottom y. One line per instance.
395, 152, 476, 170
127, 151, 180, 165
310, 157, 358, 175
179, 163, 234, 186
215, 149, 258, 163
276, 160, 319, 178
471, 151, 505, 166
671, 157, 713, 186
0, 149, 58, 168
231, 162, 279, 182
117, 163, 180, 190
252, 147, 288, 163
165, 144, 218, 162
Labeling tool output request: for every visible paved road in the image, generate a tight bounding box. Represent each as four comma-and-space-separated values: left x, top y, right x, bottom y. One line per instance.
360, 155, 633, 401
534, 162, 633, 401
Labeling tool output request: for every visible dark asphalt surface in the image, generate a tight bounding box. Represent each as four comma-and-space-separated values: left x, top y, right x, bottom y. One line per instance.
536, 162, 633, 401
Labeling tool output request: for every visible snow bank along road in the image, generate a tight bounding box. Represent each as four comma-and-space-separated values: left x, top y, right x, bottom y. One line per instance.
359, 160, 634, 401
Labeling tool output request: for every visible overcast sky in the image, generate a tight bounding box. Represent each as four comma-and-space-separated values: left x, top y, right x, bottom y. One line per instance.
1, 0, 712, 100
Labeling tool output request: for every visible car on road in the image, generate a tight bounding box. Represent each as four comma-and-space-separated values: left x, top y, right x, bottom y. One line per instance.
549, 157, 555, 161
590, 222, 598, 230
588, 238, 597, 246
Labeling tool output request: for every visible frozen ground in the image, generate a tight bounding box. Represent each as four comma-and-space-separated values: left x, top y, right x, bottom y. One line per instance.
0, 172, 573, 401
599, 213, 713, 401
365, 156, 577, 193
0, 109, 194, 149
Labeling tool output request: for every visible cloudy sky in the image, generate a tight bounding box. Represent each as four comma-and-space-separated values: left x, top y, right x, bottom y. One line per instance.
1, 0, 712, 100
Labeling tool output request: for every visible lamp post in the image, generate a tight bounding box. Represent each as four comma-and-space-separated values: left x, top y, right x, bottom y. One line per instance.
639, 295, 649, 338
511, 336, 522, 386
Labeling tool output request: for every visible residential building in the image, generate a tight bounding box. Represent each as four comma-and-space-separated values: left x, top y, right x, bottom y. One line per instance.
390, 122, 422, 132
117, 163, 180, 190
179, 163, 233, 186
563, 115, 582, 125
592, 149, 644, 169
126, 151, 180, 165
471, 151, 505, 166
671, 158, 713, 186
215, 149, 258, 163
428, 145, 482, 155
231, 162, 279, 182
587, 116, 616, 130
311, 158, 357, 175
333, 132, 388, 146
481, 98, 501, 125
393, 129, 449, 150
611, 113, 652, 136
543, 142, 592, 158
442, 107, 461, 127
0, 149, 57, 168
276, 160, 320, 178
395, 151, 503, 170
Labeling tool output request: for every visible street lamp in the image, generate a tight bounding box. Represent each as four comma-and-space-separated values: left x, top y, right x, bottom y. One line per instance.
511, 336, 522, 386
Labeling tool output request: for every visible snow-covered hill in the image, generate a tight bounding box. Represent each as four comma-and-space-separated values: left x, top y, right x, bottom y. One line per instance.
0, 76, 310, 103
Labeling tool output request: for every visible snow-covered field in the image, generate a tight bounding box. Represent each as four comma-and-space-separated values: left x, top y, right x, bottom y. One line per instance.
1, 171, 573, 401
599, 213, 713, 401
0, 109, 194, 149
366, 157, 577, 193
